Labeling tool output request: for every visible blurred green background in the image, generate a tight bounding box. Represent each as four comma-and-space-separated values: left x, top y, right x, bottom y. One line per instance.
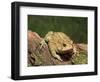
28, 15, 87, 43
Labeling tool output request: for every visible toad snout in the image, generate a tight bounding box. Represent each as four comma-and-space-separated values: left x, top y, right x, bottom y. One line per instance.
58, 48, 74, 55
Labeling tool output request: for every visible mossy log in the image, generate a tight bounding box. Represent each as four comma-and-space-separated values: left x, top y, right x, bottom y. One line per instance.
28, 30, 87, 66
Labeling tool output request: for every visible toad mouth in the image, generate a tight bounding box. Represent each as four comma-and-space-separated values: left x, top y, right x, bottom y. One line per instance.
57, 49, 74, 61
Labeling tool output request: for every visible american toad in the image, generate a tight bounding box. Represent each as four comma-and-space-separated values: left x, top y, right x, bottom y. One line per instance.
40, 31, 77, 61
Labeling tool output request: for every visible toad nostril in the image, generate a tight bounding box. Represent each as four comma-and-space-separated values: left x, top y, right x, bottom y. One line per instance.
63, 43, 66, 47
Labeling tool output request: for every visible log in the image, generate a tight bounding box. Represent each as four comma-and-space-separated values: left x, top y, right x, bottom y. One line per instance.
28, 30, 72, 66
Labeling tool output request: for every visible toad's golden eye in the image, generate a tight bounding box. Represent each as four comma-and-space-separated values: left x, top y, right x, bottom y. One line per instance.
63, 43, 66, 47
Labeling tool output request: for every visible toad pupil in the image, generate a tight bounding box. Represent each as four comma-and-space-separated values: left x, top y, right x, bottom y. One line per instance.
63, 43, 66, 47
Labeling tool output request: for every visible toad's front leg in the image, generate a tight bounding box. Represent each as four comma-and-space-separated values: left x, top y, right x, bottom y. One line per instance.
48, 43, 63, 61
40, 31, 53, 49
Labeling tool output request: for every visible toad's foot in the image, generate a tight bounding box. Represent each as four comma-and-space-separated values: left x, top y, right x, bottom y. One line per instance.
40, 40, 47, 49
53, 54, 63, 61
51, 51, 63, 61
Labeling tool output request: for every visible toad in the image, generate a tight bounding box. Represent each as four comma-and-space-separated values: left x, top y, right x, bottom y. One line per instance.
40, 31, 77, 61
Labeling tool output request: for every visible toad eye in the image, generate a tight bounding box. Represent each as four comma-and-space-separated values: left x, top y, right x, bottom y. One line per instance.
63, 43, 66, 47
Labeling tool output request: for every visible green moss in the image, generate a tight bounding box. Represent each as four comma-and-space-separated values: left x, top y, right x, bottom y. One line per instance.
71, 52, 87, 64
28, 15, 87, 43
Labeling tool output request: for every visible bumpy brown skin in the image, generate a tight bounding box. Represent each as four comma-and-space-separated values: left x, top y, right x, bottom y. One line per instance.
40, 31, 77, 61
